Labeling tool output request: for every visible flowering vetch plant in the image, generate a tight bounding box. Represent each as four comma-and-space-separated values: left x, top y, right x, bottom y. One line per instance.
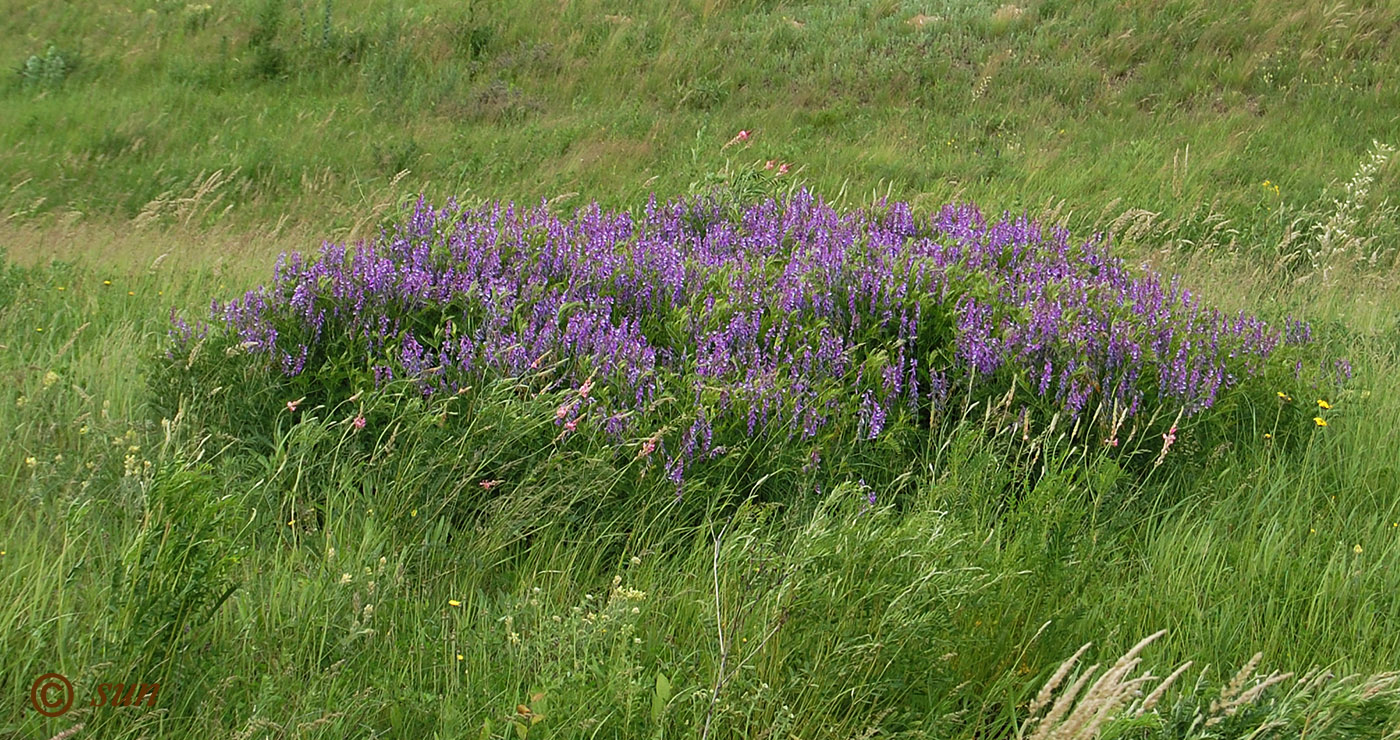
167, 191, 1341, 491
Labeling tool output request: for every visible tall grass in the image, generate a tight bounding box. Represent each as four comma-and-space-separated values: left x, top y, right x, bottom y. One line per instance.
2, 206, 1399, 737
3, 0, 1400, 737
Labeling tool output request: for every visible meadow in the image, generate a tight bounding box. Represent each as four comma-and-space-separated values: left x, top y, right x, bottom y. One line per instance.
3, 1, 1400, 738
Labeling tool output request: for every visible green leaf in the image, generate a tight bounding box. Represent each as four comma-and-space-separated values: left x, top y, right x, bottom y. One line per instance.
651, 672, 672, 726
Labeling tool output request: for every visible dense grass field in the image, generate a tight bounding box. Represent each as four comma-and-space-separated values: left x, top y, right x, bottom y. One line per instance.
3, 1, 1400, 739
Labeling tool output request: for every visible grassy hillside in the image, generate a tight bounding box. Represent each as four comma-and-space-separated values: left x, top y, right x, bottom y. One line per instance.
3, 2, 1400, 739
3, 0, 1398, 243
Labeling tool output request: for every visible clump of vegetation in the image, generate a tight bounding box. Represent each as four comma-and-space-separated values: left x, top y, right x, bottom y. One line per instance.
159, 191, 1346, 505
17, 43, 78, 90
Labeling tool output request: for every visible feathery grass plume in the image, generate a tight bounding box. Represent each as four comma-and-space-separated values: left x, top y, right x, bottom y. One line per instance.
1021, 630, 1181, 740
1026, 663, 1102, 740
1024, 637, 1400, 739
1136, 660, 1193, 714
43, 725, 85, 740
1032, 630, 1169, 739
1027, 641, 1094, 719
1209, 651, 1264, 715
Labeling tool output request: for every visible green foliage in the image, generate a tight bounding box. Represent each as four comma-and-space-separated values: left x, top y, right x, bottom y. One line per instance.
105, 461, 243, 677
4, 0, 1400, 734
17, 42, 77, 91
2, 259, 1399, 738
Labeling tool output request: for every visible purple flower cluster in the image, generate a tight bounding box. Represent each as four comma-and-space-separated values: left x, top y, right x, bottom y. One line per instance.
173, 191, 1320, 489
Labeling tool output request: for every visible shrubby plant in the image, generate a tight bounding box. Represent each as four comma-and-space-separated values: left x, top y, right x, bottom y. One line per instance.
158, 191, 1348, 501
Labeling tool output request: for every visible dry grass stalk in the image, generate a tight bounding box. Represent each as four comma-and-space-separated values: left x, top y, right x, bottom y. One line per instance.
44, 725, 85, 740
1022, 630, 1186, 740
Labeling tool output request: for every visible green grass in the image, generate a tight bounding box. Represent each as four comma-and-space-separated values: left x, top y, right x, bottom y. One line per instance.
1, 254, 1397, 737
3, 1, 1400, 738
2, 0, 1397, 244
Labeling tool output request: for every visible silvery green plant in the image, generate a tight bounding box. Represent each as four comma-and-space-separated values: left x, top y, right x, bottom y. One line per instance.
19, 43, 75, 90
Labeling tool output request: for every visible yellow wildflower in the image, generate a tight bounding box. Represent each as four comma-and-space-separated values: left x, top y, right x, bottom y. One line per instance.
1314, 417, 1327, 427
1317, 399, 1332, 409
1354, 544, 1363, 554
448, 599, 462, 607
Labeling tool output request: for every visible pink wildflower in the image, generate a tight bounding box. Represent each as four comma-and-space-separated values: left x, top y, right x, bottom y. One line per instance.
480, 479, 502, 490
578, 378, 593, 399
723, 130, 753, 149
776, 163, 790, 176
353, 415, 366, 430
765, 160, 776, 170
564, 418, 578, 433
1154, 424, 1179, 468
286, 399, 301, 412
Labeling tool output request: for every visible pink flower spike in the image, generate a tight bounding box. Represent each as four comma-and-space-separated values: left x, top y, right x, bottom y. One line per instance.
723, 130, 754, 149
777, 163, 790, 175
556, 403, 571, 420
287, 398, 302, 412
479, 479, 502, 490
765, 160, 776, 170
564, 418, 579, 433
578, 378, 593, 398
353, 415, 366, 430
